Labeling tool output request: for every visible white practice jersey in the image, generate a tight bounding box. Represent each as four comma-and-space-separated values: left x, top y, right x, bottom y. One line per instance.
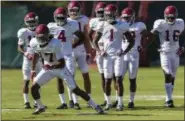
122, 22, 146, 51
152, 19, 184, 52
30, 38, 64, 66
47, 20, 79, 55
97, 21, 130, 56
17, 28, 35, 53
89, 17, 104, 50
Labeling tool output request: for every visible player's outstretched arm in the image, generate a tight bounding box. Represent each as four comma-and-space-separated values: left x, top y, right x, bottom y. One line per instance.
123, 31, 134, 54
93, 31, 102, 53
84, 25, 92, 54
72, 31, 84, 48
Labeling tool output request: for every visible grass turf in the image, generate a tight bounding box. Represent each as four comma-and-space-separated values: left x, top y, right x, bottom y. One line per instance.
1, 66, 184, 120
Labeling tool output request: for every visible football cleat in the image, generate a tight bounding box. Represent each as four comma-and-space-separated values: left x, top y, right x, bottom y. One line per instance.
74, 103, 81, 110
104, 104, 112, 111
100, 101, 107, 106
112, 100, 118, 108
32, 107, 45, 115
128, 102, 135, 108
33, 103, 48, 109
116, 105, 123, 111
56, 103, 68, 109
95, 105, 104, 114
164, 100, 174, 108
69, 100, 74, 108
24, 102, 31, 109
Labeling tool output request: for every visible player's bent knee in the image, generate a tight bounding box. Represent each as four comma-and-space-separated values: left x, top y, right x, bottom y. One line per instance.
31, 83, 40, 99
72, 87, 81, 96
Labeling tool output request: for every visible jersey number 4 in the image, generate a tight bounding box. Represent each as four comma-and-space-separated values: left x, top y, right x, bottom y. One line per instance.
58, 30, 66, 42
165, 30, 180, 41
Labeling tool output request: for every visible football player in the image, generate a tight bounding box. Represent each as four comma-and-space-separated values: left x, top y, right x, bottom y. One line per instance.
47, 7, 82, 110
17, 12, 42, 109
120, 7, 148, 108
93, 4, 134, 111
67, 1, 92, 108
150, 5, 184, 107
30, 24, 104, 115
88, 2, 118, 107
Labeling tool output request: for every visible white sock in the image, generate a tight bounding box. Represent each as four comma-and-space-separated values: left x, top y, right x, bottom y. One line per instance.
106, 95, 111, 105
88, 99, 97, 109
88, 93, 91, 98
34, 100, 37, 104
165, 83, 172, 101
67, 87, 72, 100
23, 93, 29, 103
104, 93, 107, 101
129, 92, 135, 102
118, 96, 123, 106
35, 99, 44, 108
115, 91, 118, 101
59, 94, 66, 104
72, 93, 78, 104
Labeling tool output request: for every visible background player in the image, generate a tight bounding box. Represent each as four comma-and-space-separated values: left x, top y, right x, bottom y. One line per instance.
30, 24, 104, 115
67, 1, 92, 108
150, 5, 184, 107
47, 7, 83, 110
120, 7, 148, 108
93, 4, 134, 111
17, 12, 42, 109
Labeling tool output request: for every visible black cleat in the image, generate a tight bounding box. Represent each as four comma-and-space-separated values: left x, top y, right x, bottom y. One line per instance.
165, 100, 174, 108
95, 105, 104, 114
100, 101, 107, 106
32, 107, 45, 115
116, 105, 123, 111
56, 103, 68, 109
24, 102, 31, 109
104, 104, 112, 111
69, 100, 74, 108
74, 103, 81, 110
112, 100, 118, 108
128, 102, 135, 108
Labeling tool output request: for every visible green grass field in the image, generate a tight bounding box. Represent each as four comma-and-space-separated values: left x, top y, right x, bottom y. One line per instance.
2, 66, 184, 120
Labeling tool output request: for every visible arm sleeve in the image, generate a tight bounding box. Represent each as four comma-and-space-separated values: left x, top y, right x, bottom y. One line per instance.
179, 19, 185, 33
152, 20, 162, 33
139, 22, 147, 32
17, 29, 25, 45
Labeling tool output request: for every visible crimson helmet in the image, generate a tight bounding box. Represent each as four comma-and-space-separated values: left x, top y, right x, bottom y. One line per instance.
95, 2, 107, 19
35, 24, 50, 46
54, 7, 67, 26
164, 5, 178, 24
68, 1, 81, 19
121, 7, 135, 23
104, 4, 117, 23
24, 12, 38, 30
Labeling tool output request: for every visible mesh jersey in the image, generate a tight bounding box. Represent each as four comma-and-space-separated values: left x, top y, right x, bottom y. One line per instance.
17, 28, 35, 52
30, 38, 64, 65
152, 19, 184, 52
47, 20, 79, 55
97, 20, 129, 56
122, 22, 146, 51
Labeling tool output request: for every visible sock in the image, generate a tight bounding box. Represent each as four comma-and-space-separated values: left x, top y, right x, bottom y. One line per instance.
23, 93, 29, 103
35, 99, 44, 108
106, 95, 111, 105
34, 100, 37, 104
88, 93, 91, 98
59, 94, 66, 104
129, 92, 135, 102
88, 99, 98, 109
115, 91, 118, 101
67, 87, 72, 101
165, 83, 172, 101
72, 93, 78, 104
104, 93, 107, 101
118, 96, 123, 106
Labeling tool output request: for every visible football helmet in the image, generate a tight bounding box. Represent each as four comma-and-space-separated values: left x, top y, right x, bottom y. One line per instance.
164, 5, 178, 24
35, 24, 50, 46
68, 1, 81, 19
95, 2, 107, 19
24, 12, 38, 31
121, 7, 135, 24
104, 4, 117, 23
54, 7, 67, 26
